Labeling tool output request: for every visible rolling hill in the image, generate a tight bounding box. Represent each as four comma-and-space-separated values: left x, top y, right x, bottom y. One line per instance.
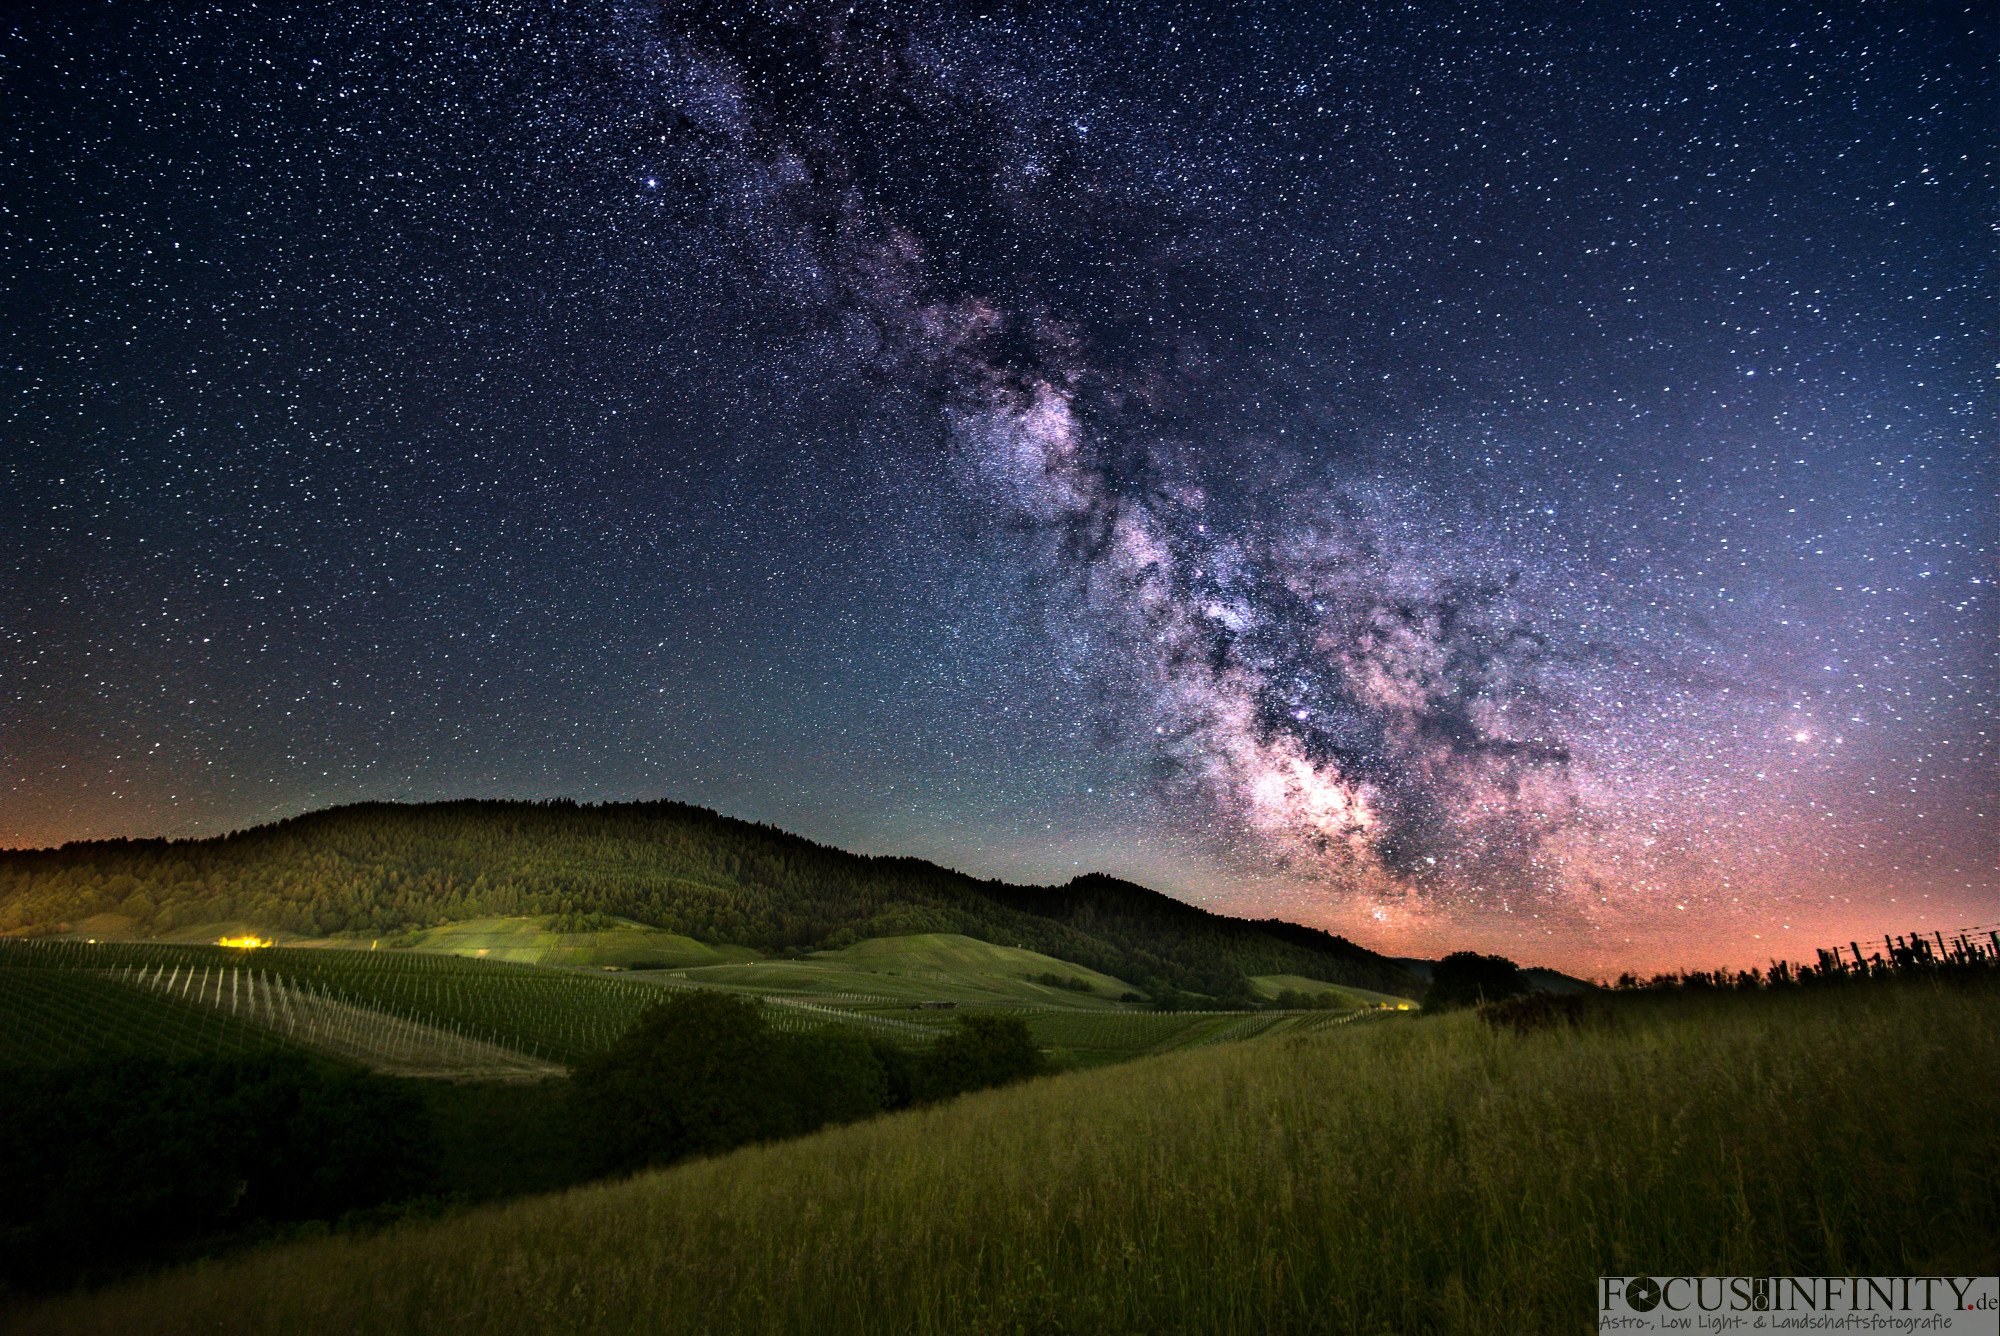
0, 800, 1425, 1001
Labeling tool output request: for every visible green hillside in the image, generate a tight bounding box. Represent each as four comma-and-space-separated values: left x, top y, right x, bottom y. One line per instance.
11, 980, 1992, 1336
0, 800, 1425, 1001
401, 917, 762, 969
664, 933, 1143, 1009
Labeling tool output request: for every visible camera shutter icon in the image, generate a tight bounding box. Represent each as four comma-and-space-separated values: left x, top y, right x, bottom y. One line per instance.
1626, 1277, 1662, 1312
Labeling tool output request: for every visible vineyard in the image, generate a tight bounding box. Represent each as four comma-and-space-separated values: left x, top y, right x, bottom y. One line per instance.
116, 964, 562, 1078
0, 967, 288, 1065
1018, 1006, 1382, 1065
0, 941, 963, 1070
0, 939, 1394, 1076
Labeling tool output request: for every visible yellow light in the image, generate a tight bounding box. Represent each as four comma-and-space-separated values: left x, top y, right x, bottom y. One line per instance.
218, 935, 270, 949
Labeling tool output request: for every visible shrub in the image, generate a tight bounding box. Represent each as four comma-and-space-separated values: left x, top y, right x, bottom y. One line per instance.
779, 1029, 890, 1133
572, 1000, 1054, 1177
570, 991, 794, 1174
912, 1014, 1045, 1103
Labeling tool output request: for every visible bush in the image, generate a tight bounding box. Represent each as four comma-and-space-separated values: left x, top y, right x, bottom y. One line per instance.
867, 1038, 917, 1110
780, 1029, 890, 1134
547, 911, 616, 933
1274, 988, 1349, 1010
570, 991, 794, 1175
572, 999, 1052, 1177
912, 1014, 1045, 1103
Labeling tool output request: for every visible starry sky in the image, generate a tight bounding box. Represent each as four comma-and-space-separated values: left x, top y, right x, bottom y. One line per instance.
3, 1, 1992, 973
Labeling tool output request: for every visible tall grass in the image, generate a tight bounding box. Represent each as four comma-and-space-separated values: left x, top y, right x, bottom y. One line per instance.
9, 981, 1995, 1336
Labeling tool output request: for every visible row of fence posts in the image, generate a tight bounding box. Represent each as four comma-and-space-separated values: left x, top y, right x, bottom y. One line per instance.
1805, 926, 2000, 981
116, 962, 537, 1067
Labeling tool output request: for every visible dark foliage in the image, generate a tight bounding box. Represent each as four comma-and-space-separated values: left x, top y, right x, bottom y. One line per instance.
0, 1052, 438, 1295
909, 1014, 1045, 1104
571, 994, 1048, 1175
0, 800, 1426, 1000
1421, 951, 1530, 1011
1271, 988, 1350, 1010
407, 1078, 585, 1204
571, 991, 794, 1175
867, 1037, 917, 1110
777, 1027, 892, 1137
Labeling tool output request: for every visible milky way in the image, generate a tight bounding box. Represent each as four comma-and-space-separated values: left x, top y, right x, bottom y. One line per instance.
3, 1, 1991, 970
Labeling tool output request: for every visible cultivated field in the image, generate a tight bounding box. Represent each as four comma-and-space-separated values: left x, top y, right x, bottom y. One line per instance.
0, 936, 1376, 1074
11, 979, 1991, 1336
627, 931, 1148, 1008
1245, 972, 1417, 1009
0, 966, 286, 1065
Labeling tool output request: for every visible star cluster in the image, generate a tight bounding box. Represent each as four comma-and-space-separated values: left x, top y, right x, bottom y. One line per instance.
3, 1, 1991, 971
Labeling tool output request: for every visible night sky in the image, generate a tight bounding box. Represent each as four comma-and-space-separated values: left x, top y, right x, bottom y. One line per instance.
4, 1, 1992, 973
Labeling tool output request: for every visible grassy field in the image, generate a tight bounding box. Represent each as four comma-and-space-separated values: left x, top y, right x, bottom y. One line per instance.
1245, 973, 1416, 1009
0, 939, 959, 1066
402, 917, 764, 969
1023, 1006, 1380, 1066
11, 979, 1991, 1336
54, 913, 767, 970
51, 913, 1414, 1011
667, 932, 1144, 1008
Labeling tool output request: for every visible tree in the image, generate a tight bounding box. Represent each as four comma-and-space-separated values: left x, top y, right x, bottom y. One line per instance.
1422, 952, 1530, 1011
570, 991, 793, 1174
913, 1014, 1045, 1103
778, 1028, 889, 1133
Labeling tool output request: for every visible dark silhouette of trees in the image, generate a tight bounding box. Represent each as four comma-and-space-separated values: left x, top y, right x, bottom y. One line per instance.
570, 997, 1050, 1175
1422, 952, 1530, 1011
0, 800, 1426, 1000
910, 1014, 1045, 1103
780, 1028, 892, 1134
570, 991, 793, 1174
0, 1053, 438, 1295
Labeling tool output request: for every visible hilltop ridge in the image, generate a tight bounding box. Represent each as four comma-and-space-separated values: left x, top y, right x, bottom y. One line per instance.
0, 799, 1426, 1002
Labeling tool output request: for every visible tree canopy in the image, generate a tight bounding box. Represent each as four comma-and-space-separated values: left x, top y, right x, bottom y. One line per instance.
1421, 952, 1531, 1011
0, 800, 1425, 1000
570, 993, 1047, 1174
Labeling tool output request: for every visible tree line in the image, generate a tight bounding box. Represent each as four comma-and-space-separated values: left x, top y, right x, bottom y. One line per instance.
0, 799, 1425, 1001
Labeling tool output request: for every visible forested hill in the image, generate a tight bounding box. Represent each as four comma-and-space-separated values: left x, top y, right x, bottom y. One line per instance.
0, 800, 1424, 1001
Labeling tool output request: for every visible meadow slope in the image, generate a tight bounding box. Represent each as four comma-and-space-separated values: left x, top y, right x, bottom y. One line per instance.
9, 981, 1994, 1336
